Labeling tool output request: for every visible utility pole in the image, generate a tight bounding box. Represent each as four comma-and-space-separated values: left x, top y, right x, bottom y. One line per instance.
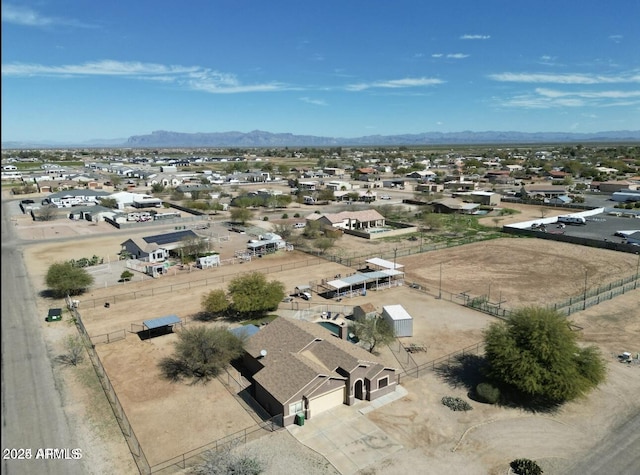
438, 263, 442, 299
583, 270, 588, 310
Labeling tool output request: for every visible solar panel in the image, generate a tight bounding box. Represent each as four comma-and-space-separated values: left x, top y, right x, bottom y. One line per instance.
143, 230, 197, 246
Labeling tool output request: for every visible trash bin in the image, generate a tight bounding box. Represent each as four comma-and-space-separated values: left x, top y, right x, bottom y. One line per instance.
46, 308, 62, 322
295, 412, 305, 426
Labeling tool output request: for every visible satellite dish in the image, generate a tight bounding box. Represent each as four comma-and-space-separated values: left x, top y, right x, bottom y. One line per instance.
260, 349, 267, 357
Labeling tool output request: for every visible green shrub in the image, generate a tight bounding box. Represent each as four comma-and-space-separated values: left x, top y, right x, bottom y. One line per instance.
263, 216, 269, 221
441, 396, 472, 411
476, 382, 500, 404
282, 213, 289, 219
510, 458, 543, 475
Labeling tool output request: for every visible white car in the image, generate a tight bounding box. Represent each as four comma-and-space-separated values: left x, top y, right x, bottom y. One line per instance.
380, 195, 391, 200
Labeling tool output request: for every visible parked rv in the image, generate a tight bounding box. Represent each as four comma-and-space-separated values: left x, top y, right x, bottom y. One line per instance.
557, 215, 586, 225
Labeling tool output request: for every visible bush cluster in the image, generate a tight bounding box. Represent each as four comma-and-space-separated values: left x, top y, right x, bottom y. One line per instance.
510, 458, 543, 475
441, 396, 472, 411
476, 382, 500, 404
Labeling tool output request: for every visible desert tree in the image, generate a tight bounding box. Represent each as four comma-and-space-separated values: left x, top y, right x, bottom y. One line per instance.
159, 326, 244, 383
227, 272, 285, 318
349, 315, 395, 354
483, 306, 606, 404
45, 262, 95, 297
57, 335, 85, 366
314, 237, 336, 255
230, 207, 254, 225
201, 289, 230, 318
272, 222, 294, 241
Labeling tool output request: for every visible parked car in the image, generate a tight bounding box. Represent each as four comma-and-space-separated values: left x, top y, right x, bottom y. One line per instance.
380, 195, 391, 200
300, 292, 312, 301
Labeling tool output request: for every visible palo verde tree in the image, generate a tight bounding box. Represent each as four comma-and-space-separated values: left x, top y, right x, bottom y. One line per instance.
159, 326, 244, 383
483, 306, 606, 404
227, 272, 285, 318
201, 289, 230, 319
45, 262, 94, 297
349, 315, 395, 354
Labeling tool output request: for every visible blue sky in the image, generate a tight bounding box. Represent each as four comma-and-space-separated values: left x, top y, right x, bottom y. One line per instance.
2, 1, 639, 143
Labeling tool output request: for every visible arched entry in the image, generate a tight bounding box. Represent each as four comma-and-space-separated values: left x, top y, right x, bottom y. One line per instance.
354, 379, 364, 400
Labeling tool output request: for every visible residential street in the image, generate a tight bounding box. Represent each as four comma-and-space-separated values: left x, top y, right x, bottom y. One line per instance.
1, 195, 87, 475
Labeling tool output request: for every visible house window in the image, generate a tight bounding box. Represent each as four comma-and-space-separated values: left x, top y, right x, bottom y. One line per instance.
289, 401, 303, 415
378, 377, 388, 389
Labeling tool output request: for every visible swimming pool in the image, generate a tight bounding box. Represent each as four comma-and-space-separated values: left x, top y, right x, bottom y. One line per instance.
318, 321, 340, 335
317, 321, 358, 343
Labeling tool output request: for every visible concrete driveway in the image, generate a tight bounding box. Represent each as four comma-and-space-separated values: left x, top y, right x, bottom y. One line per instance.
287, 387, 407, 475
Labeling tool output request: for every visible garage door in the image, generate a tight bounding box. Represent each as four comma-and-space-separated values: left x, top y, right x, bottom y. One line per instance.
310, 387, 345, 416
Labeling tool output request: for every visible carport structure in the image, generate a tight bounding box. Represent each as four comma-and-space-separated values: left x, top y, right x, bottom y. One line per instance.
319, 267, 404, 299
138, 314, 182, 340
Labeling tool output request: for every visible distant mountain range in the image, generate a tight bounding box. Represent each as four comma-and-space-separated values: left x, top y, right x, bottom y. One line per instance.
3, 129, 640, 149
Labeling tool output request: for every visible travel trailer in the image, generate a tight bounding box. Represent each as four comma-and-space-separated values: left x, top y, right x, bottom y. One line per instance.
557, 215, 587, 225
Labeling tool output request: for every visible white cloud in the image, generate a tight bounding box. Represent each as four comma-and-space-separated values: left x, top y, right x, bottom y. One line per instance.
609, 35, 623, 43
300, 97, 327, 106
2, 4, 51, 26
488, 72, 640, 84
1, 60, 290, 94
495, 87, 640, 110
345, 77, 444, 91
460, 34, 490, 40
431, 53, 443, 58
535, 88, 640, 99
446, 54, 469, 59
1, 3, 97, 28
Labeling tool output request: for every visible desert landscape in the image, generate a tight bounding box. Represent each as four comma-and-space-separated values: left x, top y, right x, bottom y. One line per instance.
19, 202, 640, 475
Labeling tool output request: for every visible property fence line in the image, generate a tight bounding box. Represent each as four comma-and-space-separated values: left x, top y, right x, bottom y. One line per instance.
65, 295, 284, 475
80, 257, 326, 309
148, 416, 282, 475
90, 329, 127, 345
396, 341, 485, 381
66, 296, 151, 475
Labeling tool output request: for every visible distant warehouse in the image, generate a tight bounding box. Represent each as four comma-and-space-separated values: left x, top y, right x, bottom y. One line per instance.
611, 189, 640, 202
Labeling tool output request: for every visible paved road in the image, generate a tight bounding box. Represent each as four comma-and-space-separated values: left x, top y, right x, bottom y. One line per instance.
1, 196, 87, 474
561, 410, 640, 475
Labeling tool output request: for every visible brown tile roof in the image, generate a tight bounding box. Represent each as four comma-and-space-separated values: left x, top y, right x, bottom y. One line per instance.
355, 303, 377, 314
246, 317, 392, 403
317, 209, 385, 224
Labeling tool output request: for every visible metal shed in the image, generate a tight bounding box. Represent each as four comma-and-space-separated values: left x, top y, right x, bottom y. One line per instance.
140, 314, 181, 339
381, 304, 413, 337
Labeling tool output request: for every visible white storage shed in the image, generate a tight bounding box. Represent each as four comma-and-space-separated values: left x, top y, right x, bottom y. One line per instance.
381, 304, 413, 337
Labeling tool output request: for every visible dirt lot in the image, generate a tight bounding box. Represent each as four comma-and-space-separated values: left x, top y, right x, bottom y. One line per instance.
19, 203, 640, 474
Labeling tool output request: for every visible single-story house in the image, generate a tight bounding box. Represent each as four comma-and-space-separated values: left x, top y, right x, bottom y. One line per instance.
243, 317, 398, 426
431, 198, 480, 214
247, 233, 288, 255
520, 184, 569, 200
307, 210, 386, 231
120, 229, 199, 263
